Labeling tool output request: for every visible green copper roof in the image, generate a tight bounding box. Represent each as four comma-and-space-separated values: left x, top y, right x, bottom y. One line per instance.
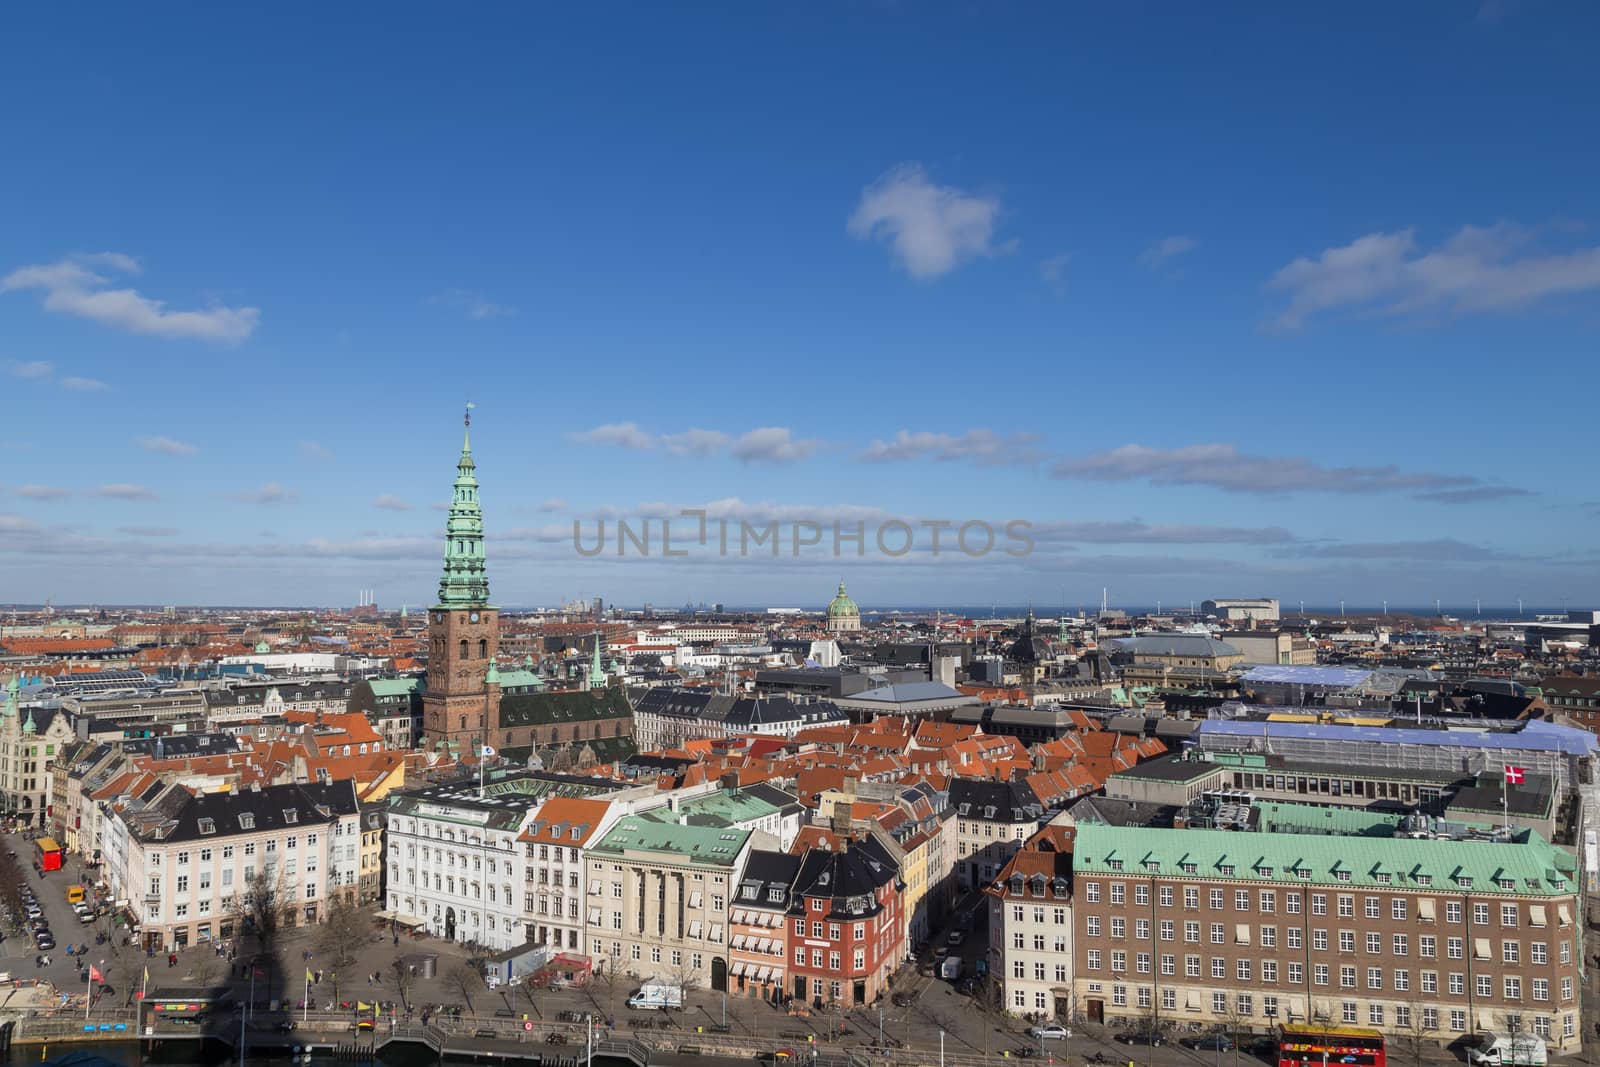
367, 677, 421, 699
437, 410, 490, 607
826, 579, 859, 618
592, 809, 751, 867
496, 669, 544, 691
588, 633, 606, 686
1072, 823, 1576, 896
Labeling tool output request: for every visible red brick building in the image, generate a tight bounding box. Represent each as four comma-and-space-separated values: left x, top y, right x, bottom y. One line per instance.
788, 837, 903, 1008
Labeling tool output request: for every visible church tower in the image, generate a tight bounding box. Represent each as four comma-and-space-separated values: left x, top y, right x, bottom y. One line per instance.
422, 408, 500, 749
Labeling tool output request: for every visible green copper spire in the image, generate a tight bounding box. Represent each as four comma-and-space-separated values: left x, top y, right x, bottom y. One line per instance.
3, 675, 17, 718
588, 633, 606, 688
485, 658, 500, 686
437, 405, 490, 607
22, 705, 35, 735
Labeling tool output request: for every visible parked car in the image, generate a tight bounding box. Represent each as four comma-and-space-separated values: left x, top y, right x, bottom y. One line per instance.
35, 935, 55, 951
1182, 1035, 1235, 1052
1027, 1025, 1071, 1041
1114, 1031, 1165, 1047
1246, 1036, 1277, 1059
891, 992, 915, 1008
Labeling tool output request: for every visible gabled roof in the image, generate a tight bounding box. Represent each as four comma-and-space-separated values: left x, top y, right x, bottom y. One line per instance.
520, 796, 613, 847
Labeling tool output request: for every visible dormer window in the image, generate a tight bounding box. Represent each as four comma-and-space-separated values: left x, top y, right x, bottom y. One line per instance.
1181, 863, 1197, 875
1459, 876, 1474, 889
283, 809, 299, 824
1107, 859, 1123, 872
1218, 865, 1235, 877
238, 813, 255, 829
1257, 867, 1273, 878
198, 818, 216, 835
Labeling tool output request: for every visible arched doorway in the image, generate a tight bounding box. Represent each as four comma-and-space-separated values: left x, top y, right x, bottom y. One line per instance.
445, 907, 457, 941
711, 957, 727, 993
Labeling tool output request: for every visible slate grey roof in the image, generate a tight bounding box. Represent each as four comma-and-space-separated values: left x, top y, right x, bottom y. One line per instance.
1106, 635, 1242, 659
128, 780, 359, 844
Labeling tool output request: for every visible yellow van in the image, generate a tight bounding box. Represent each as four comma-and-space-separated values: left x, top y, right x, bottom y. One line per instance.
66, 885, 85, 905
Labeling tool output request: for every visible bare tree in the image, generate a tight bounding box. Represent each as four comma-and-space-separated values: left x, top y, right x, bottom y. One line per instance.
592, 954, 624, 1023
447, 960, 483, 1016
101, 928, 144, 1006
323, 894, 368, 966
389, 955, 415, 1012
666, 957, 701, 1016
1393, 1000, 1437, 1067
1216, 999, 1250, 1067
226, 874, 292, 1009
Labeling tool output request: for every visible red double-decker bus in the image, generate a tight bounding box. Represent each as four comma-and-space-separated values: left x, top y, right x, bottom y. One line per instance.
1278, 1025, 1386, 1067
34, 837, 63, 873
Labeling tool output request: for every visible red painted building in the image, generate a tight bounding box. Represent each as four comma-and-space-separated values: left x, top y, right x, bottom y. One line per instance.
787, 837, 903, 1008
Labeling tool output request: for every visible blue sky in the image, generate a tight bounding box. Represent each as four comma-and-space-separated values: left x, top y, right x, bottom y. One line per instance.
2, 3, 1598, 610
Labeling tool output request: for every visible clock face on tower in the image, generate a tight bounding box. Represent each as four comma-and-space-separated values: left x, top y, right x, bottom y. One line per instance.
470, 611, 480, 623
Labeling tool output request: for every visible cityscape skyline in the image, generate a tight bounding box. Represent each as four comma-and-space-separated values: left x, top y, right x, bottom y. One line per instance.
3, 5, 1599, 605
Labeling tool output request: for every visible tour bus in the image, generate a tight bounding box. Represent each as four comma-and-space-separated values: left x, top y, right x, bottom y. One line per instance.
34, 837, 63, 873
1278, 1025, 1386, 1067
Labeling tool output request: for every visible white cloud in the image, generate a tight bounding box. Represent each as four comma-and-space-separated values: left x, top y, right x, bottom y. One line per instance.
431, 288, 516, 320
847, 163, 1011, 279
6, 360, 53, 381
1411, 486, 1532, 504
372, 495, 414, 511
117, 525, 178, 537
137, 435, 198, 456
859, 429, 1044, 466
537, 498, 568, 512
1, 253, 259, 343
0, 514, 39, 533
59, 376, 109, 391
1266, 223, 1600, 329
94, 483, 158, 501
662, 428, 729, 457
1039, 253, 1070, 292
1288, 538, 1516, 562
15, 485, 70, 501
567, 422, 656, 450
231, 483, 297, 505
1030, 520, 1296, 545
1051, 442, 1484, 495
730, 427, 822, 464
297, 441, 333, 461
1139, 235, 1197, 268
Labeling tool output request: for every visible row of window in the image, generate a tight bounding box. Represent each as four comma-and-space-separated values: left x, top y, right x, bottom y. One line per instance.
1078, 915, 1574, 965
1080, 950, 1574, 1001
1080, 882, 1556, 926
792, 947, 870, 972
1087, 987, 1577, 1038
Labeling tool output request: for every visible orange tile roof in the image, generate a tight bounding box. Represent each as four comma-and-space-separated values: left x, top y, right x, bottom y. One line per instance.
518, 797, 613, 845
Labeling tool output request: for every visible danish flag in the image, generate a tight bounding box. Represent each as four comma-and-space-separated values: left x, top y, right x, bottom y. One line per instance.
1504, 765, 1525, 785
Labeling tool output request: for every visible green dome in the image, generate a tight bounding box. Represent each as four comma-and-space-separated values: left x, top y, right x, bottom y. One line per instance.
826, 580, 859, 618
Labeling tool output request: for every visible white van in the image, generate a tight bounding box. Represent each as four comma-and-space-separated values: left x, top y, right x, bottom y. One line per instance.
1469, 1033, 1548, 1067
